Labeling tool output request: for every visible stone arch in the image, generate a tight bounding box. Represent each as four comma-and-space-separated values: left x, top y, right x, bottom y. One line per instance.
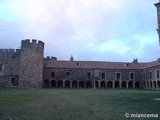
107, 81, 113, 88
150, 81, 152, 88
95, 81, 99, 88
57, 80, 63, 88
44, 79, 49, 88
147, 81, 149, 88
72, 80, 77, 88
65, 80, 70, 88
79, 81, 85, 88
51, 80, 56, 88
100, 81, 106, 88
121, 81, 126, 89
135, 81, 140, 89
86, 81, 92, 88
115, 81, 120, 88
143, 81, 146, 88
157, 81, 160, 89
153, 81, 156, 89
128, 81, 133, 89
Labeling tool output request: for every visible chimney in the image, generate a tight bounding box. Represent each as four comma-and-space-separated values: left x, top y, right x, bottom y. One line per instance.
70, 55, 74, 62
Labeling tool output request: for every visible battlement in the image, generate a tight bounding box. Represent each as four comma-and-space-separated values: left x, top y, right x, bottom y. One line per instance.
0, 49, 20, 55
21, 39, 44, 47
45, 56, 57, 60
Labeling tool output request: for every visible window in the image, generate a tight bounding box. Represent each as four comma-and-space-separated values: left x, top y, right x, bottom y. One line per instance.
0, 64, 4, 72
101, 73, 105, 79
116, 72, 121, 80
66, 71, 70, 76
157, 70, 159, 79
87, 72, 92, 79
129, 72, 134, 79
143, 72, 146, 80
149, 71, 152, 79
51, 72, 55, 78
10, 77, 18, 86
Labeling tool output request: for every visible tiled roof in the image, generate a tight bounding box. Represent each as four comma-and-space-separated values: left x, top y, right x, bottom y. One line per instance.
44, 60, 160, 69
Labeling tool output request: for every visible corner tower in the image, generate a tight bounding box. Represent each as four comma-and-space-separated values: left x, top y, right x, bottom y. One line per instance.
155, 1, 160, 45
19, 39, 44, 88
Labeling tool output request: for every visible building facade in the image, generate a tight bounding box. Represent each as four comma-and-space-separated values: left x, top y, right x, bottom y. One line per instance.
0, 39, 160, 89
0, 1, 160, 89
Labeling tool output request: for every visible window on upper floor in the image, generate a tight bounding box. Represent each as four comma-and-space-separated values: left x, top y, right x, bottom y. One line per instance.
129, 72, 135, 80
143, 72, 146, 80
51, 72, 55, 78
149, 71, 152, 79
157, 70, 160, 79
116, 72, 121, 80
87, 72, 92, 79
101, 72, 105, 79
0, 64, 4, 72
66, 71, 70, 76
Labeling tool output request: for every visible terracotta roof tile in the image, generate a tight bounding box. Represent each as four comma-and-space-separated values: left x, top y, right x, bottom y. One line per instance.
44, 60, 156, 69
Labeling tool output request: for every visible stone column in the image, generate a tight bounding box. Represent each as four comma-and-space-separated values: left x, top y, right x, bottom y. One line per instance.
119, 81, 121, 89
133, 81, 135, 89
112, 81, 115, 89
63, 81, 65, 88
98, 81, 100, 89
126, 81, 128, 89
70, 81, 72, 88
84, 81, 86, 88
77, 81, 79, 88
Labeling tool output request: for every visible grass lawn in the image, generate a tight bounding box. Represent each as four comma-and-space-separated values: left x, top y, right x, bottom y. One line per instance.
0, 88, 160, 120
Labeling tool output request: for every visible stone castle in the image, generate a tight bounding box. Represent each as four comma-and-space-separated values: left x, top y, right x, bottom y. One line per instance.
1, 1, 160, 89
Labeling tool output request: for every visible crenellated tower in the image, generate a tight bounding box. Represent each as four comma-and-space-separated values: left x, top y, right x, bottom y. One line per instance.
155, 0, 160, 45
18, 39, 44, 88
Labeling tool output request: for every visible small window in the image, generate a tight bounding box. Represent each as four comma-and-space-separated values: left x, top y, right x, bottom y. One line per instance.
143, 72, 146, 80
129, 72, 134, 79
87, 72, 92, 79
157, 70, 159, 79
149, 71, 152, 79
101, 73, 105, 79
51, 72, 55, 78
116, 72, 121, 80
11, 77, 18, 86
0, 64, 4, 72
66, 72, 70, 76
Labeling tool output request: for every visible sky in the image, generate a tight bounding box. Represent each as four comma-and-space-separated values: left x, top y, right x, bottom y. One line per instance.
0, 0, 160, 62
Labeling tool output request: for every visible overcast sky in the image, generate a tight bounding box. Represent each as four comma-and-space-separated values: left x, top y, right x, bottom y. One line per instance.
0, 0, 159, 62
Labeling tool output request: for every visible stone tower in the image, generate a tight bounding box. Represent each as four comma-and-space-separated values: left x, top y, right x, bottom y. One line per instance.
155, 0, 160, 44
18, 39, 44, 88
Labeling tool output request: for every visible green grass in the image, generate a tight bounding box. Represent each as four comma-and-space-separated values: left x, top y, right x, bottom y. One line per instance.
0, 88, 160, 120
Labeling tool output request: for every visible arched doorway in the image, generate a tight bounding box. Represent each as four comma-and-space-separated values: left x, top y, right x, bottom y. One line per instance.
135, 81, 140, 89
79, 81, 85, 88
51, 80, 56, 88
153, 81, 156, 89
65, 80, 70, 88
100, 81, 106, 88
107, 81, 113, 88
121, 81, 126, 89
115, 81, 120, 88
95, 81, 99, 88
44, 80, 49, 88
72, 80, 77, 88
147, 81, 149, 88
86, 81, 92, 88
57, 80, 63, 88
143, 81, 146, 88
128, 81, 133, 89
158, 81, 160, 89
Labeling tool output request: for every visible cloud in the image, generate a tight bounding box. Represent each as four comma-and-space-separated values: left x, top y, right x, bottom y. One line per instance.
0, 0, 159, 62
